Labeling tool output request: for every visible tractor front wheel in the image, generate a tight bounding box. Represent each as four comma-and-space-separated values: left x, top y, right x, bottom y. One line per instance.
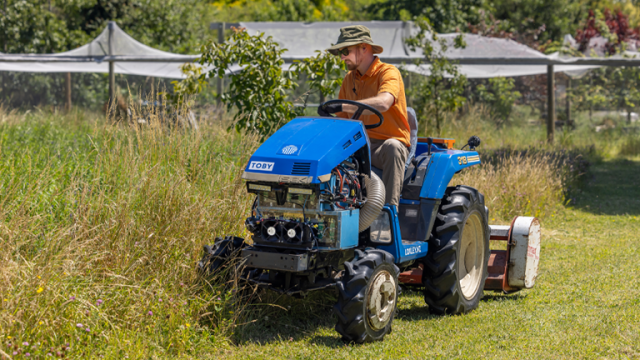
197, 236, 246, 276
423, 185, 490, 315
334, 249, 399, 343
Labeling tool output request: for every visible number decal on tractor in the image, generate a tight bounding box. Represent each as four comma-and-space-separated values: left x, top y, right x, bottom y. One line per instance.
458, 156, 468, 165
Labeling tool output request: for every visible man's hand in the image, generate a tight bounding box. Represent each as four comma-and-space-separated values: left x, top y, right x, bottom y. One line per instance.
342, 92, 394, 115
317, 103, 343, 117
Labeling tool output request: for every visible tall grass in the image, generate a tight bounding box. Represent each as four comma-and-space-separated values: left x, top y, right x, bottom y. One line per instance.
453, 149, 589, 222
618, 134, 640, 157
0, 108, 257, 358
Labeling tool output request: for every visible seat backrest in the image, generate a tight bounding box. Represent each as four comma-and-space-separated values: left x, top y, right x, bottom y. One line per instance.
405, 107, 419, 168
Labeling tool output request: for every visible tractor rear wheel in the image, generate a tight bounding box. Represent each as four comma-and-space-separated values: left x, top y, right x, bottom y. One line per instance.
423, 185, 490, 315
334, 249, 399, 343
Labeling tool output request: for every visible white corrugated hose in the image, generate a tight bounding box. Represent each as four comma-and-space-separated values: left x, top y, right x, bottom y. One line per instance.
359, 172, 386, 232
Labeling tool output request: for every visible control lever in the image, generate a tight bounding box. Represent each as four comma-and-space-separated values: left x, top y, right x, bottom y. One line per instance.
426, 137, 433, 156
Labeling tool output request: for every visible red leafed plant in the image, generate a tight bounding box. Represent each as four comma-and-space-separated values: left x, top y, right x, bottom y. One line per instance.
575, 9, 640, 55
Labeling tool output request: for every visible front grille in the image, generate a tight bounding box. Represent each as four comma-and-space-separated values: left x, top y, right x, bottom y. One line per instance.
291, 162, 311, 175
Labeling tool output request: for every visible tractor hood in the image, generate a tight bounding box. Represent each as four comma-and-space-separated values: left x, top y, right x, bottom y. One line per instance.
242, 116, 369, 184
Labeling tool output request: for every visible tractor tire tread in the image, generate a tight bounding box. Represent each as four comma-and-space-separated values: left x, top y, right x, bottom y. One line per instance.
422, 186, 490, 315
334, 249, 399, 343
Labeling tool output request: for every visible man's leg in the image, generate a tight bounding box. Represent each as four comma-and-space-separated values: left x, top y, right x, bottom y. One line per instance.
370, 138, 409, 207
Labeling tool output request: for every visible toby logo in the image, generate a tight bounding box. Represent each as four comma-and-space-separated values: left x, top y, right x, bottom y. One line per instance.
405, 245, 421, 256
281, 145, 298, 155
249, 161, 275, 172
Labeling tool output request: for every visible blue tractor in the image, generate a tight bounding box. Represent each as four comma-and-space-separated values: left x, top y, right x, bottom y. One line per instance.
198, 100, 541, 343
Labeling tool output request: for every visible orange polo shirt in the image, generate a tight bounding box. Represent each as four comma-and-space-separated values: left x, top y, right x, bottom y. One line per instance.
336, 57, 410, 147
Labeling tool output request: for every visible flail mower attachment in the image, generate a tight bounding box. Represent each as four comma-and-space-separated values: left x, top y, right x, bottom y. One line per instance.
398, 216, 541, 293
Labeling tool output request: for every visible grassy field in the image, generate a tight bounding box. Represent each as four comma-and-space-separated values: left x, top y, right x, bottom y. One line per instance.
222, 158, 640, 359
0, 107, 639, 359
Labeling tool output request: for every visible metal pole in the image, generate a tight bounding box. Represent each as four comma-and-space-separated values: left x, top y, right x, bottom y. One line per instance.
65, 72, 71, 112
108, 22, 115, 109
547, 65, 555, 144
216, 22, 225, 102
2, 0, 6, 99
565, 77, 571, 126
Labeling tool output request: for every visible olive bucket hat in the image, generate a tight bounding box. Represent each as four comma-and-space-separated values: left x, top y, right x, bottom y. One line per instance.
326, 25, 384, 56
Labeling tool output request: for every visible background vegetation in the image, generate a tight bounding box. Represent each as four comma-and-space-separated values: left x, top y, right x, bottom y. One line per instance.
1, 0, 640, 117
1, 0, 640, 358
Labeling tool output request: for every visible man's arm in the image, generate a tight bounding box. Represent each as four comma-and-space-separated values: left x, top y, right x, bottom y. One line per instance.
342, 92, 395, 115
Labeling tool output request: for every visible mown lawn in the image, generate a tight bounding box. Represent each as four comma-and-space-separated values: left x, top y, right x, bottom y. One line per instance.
217, 158, 640, 359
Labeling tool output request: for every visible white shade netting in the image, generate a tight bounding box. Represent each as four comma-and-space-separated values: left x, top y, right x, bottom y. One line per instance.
0, 22, 199, 78
239, 22, 604, 78
2, 21, 634, 80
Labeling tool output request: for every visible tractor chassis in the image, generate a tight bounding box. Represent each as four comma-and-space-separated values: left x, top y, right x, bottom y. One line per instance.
239, 247, 355, 296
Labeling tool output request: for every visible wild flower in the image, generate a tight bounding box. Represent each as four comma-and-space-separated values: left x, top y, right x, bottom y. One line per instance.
23, 342, 29, 346
96, 299, 103, 306
69, 296, 75, 301
76, 323, 83, 328
25, 353, 30, 356
148, 311, 153, 316
37, 287, 44, 293
85, 328, 90, 332
158, 299, 162, 302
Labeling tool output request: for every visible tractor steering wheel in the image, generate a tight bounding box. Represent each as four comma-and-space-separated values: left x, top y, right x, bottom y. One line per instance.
318, 99, 384, 130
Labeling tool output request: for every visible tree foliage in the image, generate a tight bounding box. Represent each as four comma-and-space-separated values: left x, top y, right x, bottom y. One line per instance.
476, 77, 522, 126
365, 0, 485, 33
290, 50, 346, 103
575, 8, 640, 55
405, 17, 468, 135
210, 0, 351, 22
569, 8, 640, 122
199, 28, 303, 136
170, 30, 347, 137
0, 0, 214, 108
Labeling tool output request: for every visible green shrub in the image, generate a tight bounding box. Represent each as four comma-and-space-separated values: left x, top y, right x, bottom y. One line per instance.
476, 77, 522, 126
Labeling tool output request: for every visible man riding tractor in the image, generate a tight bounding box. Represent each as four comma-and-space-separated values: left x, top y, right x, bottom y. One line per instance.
198, 24, 543, 344
319, 25, 412, 210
